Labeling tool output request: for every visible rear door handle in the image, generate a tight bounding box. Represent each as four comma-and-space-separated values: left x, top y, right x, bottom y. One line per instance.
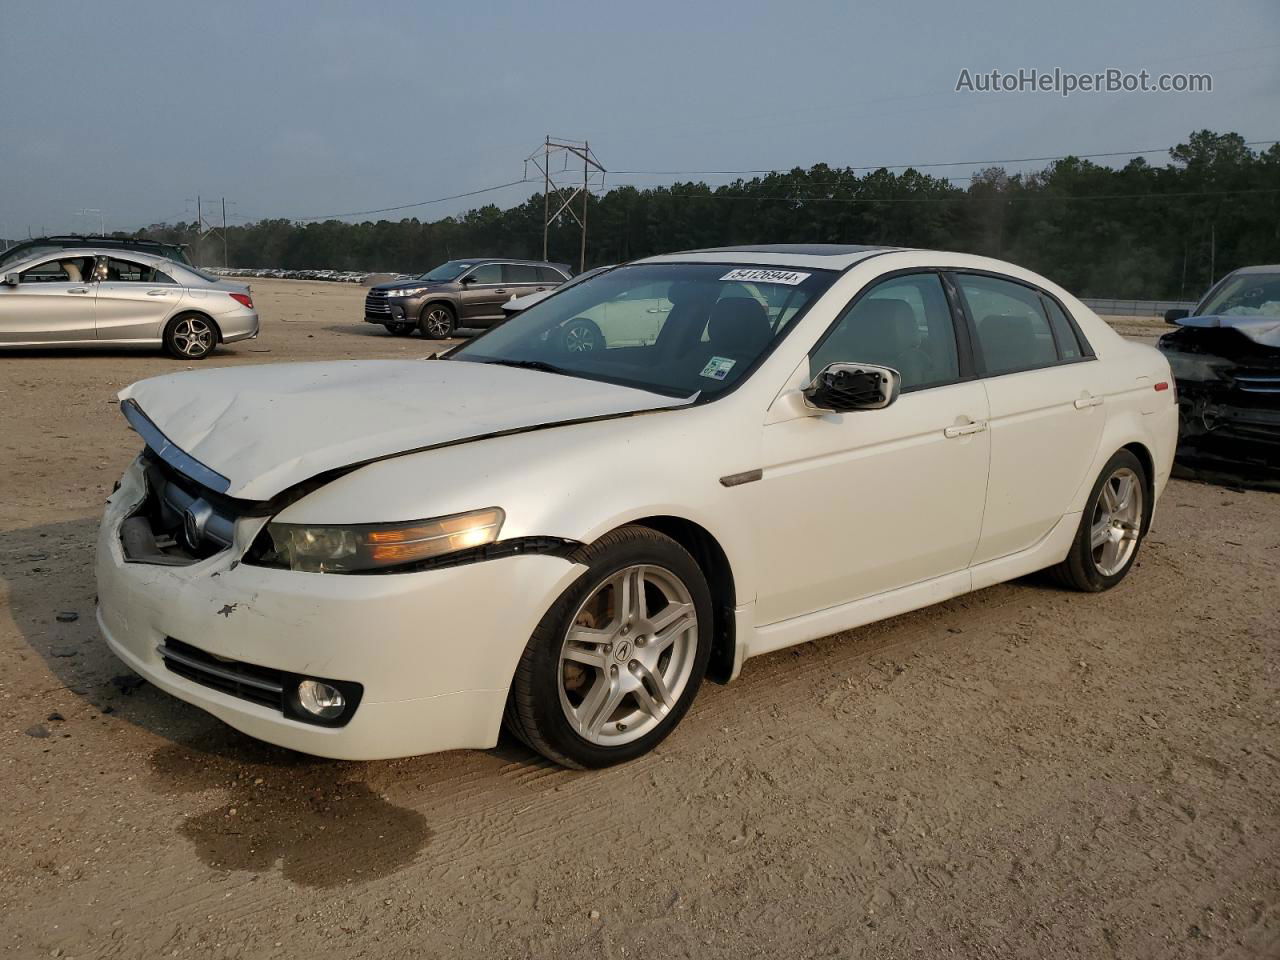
943, 420, 988, 439
66, 287, 90, 295
494, 288, 507, 294
146, 289, 169, 296
1074, 394, 1104, 409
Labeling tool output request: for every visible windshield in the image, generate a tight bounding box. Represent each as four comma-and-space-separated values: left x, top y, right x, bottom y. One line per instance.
419, 260, 475, 282
449, 262, 835, 398
1199, 271, 1280, 317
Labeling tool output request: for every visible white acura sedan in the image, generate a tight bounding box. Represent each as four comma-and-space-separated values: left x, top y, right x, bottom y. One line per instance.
97, 244, 1178, 767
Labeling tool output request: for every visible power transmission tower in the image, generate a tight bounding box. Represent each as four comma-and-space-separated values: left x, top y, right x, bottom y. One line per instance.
185, 196, 234, 267
526, 137, 605, 272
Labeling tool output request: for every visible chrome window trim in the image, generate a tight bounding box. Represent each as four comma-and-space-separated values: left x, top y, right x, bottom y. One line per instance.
121, 399, 232, 494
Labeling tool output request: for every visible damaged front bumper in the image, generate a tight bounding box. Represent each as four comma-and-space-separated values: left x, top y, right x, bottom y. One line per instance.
96, 456, 583, 760
1160, 335, 1280, 490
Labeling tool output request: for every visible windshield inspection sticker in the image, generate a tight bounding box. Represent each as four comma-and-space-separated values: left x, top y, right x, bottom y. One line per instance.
720, 268, 811, 285
700, 356, 737, 381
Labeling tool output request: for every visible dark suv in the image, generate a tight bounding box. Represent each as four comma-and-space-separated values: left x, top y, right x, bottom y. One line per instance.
364, 258, 572, 338
0, 235, 191, 271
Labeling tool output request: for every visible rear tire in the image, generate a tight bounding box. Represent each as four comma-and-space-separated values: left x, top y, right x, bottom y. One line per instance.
504, 525, 713, 768
560, 317, 604, 353
419, 303, 456, 339
163, 313, 218, 360
1049, 449, 1149, 592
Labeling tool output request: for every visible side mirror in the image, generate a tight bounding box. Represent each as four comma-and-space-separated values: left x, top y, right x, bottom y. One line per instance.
1164, 308, 1190, 325
2, 273, 18, 286
802, 362, 901, 413
460, 274, 476, 284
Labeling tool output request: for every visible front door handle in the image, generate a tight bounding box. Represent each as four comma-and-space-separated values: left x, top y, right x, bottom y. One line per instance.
1074, 394, 1104, 409
66, 287, 90, 295
146, 289, 169, 296
494, 288, 507, 294
943, 420, 988, 439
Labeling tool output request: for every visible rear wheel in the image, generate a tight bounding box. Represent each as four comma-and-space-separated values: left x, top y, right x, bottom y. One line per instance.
505, 525, 712, 768
419, 303, 456, 339
385, 321, 414, 336
1050, 449, 1149, 591
163, 313, 217, 359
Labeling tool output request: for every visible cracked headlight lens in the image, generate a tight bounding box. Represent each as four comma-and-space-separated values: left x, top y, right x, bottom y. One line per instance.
265, 508, 504, 573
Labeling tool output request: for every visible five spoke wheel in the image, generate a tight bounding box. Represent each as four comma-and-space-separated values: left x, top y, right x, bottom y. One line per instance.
1089, 466, 1143, 576
558, 564, 698, 746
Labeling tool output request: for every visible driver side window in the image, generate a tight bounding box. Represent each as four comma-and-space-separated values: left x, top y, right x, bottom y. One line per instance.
20, 257, 95, 284
809, 273, 960, 391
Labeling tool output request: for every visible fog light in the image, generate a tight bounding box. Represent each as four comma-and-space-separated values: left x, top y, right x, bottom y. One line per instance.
297, 679, 346, 719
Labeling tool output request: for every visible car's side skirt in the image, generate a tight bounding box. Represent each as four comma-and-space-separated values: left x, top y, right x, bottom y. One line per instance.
741, 512, 1078, 663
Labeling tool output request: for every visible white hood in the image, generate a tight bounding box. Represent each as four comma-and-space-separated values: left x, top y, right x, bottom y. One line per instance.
120, 359, 689, 500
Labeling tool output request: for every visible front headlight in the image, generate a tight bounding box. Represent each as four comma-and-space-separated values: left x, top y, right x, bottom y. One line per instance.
263, 507, 504, 573
389, 286, 429, 298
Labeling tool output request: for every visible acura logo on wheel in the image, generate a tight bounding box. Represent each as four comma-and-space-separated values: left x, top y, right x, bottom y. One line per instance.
613, 640, 632, 662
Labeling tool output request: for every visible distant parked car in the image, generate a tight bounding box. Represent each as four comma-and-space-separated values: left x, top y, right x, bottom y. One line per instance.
0, 248, 258, 359
0, 235, 192, 271
501, 265, 615, 351
365, 258, 572, 338
1159, 264, 1280, 489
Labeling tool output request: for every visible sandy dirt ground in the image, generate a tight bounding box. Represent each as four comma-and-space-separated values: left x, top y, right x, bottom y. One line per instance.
1, 280, 1277, 959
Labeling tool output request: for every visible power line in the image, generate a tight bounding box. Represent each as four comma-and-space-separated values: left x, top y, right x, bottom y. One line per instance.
661, 186, 1280, 205
286, 179, 533, 222
612, 139, 1280, 177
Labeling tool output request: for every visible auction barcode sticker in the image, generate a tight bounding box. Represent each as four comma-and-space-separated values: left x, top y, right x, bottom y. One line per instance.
720, 268, 811, 285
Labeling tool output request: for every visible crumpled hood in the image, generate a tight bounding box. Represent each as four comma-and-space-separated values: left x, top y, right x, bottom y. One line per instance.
120, 360, 689, 500
1178, 314, 1280, 349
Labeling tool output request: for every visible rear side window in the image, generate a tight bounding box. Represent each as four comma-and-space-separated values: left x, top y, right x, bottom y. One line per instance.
503, 264, 541, 283
1042, 296, 1084, 359
537, 266, 566, 283
957, 274, 1059, 376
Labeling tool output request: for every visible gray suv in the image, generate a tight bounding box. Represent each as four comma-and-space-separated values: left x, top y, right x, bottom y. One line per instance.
364, 258, 571, 338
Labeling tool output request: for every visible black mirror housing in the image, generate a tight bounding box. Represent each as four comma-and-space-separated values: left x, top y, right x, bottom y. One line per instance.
802, 362, 902, 413
2, 273, 18, 286
1164, 308, 1190, 325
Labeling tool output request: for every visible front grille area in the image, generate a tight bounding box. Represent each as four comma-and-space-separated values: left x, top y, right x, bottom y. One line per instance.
364, 291, 392, 316
158, 639, 284, 710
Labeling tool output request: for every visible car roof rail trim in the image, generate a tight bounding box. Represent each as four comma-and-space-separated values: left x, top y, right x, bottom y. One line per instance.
121, 399, 232, 494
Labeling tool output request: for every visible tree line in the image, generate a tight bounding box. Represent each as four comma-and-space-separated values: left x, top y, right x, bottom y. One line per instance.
131, 130, 1277, 300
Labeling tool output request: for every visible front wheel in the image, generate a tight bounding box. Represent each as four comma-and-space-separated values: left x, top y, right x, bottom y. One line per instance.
560, 317, 604, 353
163, 313, 217, 359
504, 525, 713, 768
385, 321, 414, 336
1049, 449, 1149, 591
419, 303, 456, 340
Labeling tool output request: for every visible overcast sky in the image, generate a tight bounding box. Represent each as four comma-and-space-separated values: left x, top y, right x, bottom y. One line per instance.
1, 0, 1276, 237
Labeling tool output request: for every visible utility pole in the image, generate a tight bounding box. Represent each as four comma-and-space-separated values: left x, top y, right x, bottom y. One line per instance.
526, 136, 605, 272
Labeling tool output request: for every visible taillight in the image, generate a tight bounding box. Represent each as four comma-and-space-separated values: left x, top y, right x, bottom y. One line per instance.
229, 293, 253, 309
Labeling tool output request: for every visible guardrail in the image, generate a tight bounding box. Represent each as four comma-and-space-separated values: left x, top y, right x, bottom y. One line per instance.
1080, 298, 1197, 317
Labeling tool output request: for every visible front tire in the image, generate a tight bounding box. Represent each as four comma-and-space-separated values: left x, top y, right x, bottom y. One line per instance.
560, 317, 604, 353
385, 321, 414, 336
1049, 449, 1149, 592
163, 313, 217, 360
505, 525, 713, 768
419, 303, 456, 340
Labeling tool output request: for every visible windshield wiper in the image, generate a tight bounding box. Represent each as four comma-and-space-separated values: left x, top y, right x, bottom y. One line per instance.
482, 359, 568, 376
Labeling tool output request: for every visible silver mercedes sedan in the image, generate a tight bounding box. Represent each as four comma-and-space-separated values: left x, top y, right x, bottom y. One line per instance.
0, 248, 259, 359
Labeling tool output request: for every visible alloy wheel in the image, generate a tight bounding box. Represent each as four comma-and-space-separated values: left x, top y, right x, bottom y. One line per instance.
557, 563, 699, 746
424, 307, 453, 338
1089, 466, 1143, 576
563, 322, 598, 352
172, 317, 213, 357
